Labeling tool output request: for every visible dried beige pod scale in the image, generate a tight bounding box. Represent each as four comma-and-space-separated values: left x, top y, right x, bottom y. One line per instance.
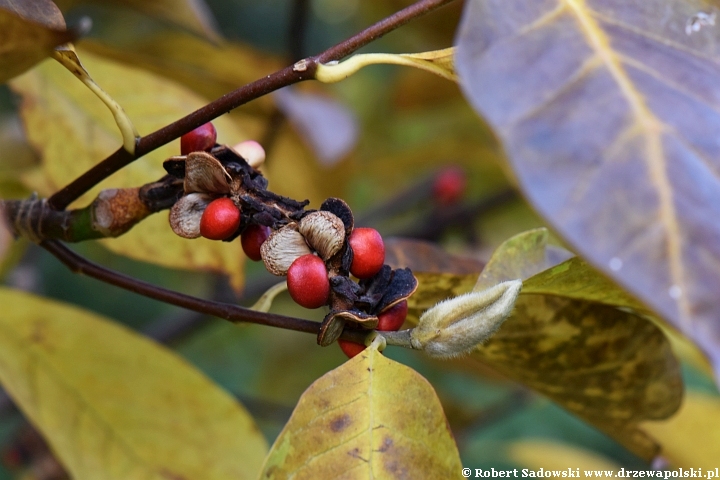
260, 224, 312, 276
184, 151, 231, 194
169, 193, 213, 239
298, 211, 345, 260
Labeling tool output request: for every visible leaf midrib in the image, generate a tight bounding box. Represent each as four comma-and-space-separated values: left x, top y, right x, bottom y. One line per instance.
562, 0, 690, 324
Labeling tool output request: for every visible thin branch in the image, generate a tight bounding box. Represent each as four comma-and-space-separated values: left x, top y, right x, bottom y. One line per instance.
47, 0, 457, 211
39, 239, 370, 344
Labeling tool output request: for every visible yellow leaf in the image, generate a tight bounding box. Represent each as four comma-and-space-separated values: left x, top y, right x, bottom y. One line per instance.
79, 32, 280, 115
0, 287, 268, 479
507, 440, 621, 471
0, 3, 75, 83
643, 392, 720, 468
9, 49, 251, 288
259, 344, 463, 479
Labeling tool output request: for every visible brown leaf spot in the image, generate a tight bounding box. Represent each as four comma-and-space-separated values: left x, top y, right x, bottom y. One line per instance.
347, 447, 368, 462
329, 413, 351, 432
159, 469, 187, 480
378, 436, 393, 453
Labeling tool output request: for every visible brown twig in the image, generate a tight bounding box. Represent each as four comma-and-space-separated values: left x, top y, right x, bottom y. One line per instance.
47, 0, 457, 211
39, 239, 370, 344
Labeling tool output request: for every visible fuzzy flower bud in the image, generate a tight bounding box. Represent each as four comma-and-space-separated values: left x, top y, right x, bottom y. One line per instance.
410, 280, 522, 358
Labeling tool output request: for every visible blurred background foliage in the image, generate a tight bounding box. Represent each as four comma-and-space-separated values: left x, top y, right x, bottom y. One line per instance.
0, 0, 716, 478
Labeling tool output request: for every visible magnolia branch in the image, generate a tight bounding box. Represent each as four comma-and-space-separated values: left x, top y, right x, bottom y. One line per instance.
47, 0, 457, 211
40, 239, 370, 344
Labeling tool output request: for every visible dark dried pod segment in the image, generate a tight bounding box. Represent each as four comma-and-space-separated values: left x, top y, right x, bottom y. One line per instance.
211, 145, 251, 169
355, 265, 392, 311
163, 156, 187, 179
138, 175, 183, 211
320, 198, 354, 234
339, 244, 353, 274
374, 268, 418, 314
333, 309, 379, 330
330, 275, 362, 306
318, 312, 346, 347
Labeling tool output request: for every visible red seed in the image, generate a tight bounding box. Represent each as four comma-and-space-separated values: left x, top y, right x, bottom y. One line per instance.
432, 166, 467, 206
200, 198, 240, 240
377, 300, 408, 332
338, 339, 366, 359
181, 122, 217, 155
348, 228, 385, 279
287, 254, 330, 309
241, 225, 271, 261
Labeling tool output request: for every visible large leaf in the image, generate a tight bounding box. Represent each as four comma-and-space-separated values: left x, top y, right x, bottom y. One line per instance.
9, 49, 250, 289
396, 230, 682, 460
507, 440, 621, 471
0, 0, 75, 83
259, 342, 463, 479
79, 32, 280, 113
455, 0, 720, 384
54, 0, 220, 41
643, 392, 720, 468
0, 287, 268, 479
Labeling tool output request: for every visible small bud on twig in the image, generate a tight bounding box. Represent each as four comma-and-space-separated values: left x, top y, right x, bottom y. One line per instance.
410, 280, 522, 358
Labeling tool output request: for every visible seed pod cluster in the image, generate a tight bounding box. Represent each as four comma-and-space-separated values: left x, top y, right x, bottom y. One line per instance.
165, 131, 417, 347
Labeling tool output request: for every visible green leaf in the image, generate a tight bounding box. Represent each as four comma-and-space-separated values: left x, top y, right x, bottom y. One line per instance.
9, 48, 249, 289
474, 228, 572, 290
0, 287, 268, 479
0, 0, 75, 83
259, 342, 463, 479
456, 0, 720, 383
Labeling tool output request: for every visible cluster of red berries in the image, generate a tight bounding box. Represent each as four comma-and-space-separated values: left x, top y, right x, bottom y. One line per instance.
179, 122, 410, 359
286, 227, 385, 309
180, 123, 273, 258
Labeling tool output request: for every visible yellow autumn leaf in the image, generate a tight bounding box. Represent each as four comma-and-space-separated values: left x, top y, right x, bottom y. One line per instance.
643, 392, 720, 469
507, 440, 621, 471
80, 31, 280, 115
0, 287, 268, 479
9, 48, 253, 289
259, 343, 463, 479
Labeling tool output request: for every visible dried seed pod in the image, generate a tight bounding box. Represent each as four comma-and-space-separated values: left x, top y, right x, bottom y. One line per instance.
169, 193, 213, 239
184, 151, 231, 195
260, 223, 313, 276
298, 211, 345, 260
